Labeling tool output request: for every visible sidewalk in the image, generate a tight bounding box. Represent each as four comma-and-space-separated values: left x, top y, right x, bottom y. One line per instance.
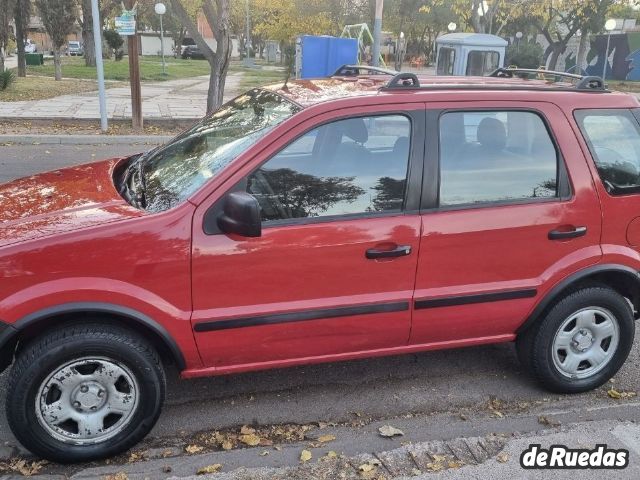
0, 72, 243, 121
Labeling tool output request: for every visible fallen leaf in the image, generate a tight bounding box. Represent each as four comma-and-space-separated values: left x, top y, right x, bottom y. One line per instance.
496, 452, 509, 463
162, 466, 172, 473
359, 463, 375, 472
378, 425, 405, 438
221, 439, 233, 450
197, 464, 222, 475
326, 451, 338, 458
103, 473, 128, 480
608, 389, 637, 399
318, 434, 336, 443
239, 433, 261, 446
300, 449, 312, 463
240, 425, 256, 435
260, 450, 269, 456
185, 444, 204, 454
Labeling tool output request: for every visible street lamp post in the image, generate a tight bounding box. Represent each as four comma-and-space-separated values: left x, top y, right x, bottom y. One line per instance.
155, 2, 167, 76
603, 18, 616, 81
515, 31, 523, 54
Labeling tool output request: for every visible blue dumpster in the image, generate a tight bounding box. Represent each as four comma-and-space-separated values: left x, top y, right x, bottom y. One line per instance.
296, 35, 358, 79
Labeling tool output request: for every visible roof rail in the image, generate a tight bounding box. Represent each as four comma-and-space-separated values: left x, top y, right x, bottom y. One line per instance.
332, 64, 398, 77
489, 67, 607, 91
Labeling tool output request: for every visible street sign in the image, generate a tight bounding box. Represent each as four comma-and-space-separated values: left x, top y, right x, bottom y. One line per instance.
115, 16, 136, 36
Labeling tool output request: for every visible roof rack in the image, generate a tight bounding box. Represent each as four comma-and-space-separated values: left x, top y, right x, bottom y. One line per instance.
488, 67, 607, 91
332, 64, 398, 77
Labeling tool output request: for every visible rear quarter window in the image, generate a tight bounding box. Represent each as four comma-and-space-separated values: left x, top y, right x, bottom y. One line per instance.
575, 109, 640, 195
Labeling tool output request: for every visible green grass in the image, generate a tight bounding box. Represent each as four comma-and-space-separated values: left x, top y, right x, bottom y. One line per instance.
0, 76, 105, 102
26, 56, 211, 82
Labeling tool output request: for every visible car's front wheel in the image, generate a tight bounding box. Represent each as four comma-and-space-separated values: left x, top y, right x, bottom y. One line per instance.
6, 322, 166, 463
517, 286, 635, 393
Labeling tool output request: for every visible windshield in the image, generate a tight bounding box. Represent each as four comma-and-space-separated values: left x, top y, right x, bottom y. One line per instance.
139, 89, 300, 212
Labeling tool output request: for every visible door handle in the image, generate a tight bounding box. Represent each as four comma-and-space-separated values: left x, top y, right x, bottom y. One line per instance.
365, 245, 412, 259
548, 226, 587, 240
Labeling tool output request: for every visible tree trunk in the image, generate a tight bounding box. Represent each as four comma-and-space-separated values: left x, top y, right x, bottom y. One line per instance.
207, 35, 230, 112
53, 49, 62, 80
576, 31, 589, 75
83, 0, 96, 67
0, 53, 5, 73
15, 6, 27, 77
547, 45, 563, 71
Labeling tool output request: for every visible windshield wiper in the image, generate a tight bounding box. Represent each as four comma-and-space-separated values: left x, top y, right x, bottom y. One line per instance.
120, 154, 147, 208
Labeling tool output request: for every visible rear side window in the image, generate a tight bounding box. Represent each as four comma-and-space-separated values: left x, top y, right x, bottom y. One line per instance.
439, 110, 559, 207
466, 51, 499, 76
575, 109, 640, 195
247, 115, 411, 222
437, 47, 455, 75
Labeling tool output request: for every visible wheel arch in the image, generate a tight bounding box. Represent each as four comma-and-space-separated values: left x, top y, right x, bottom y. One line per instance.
517, 264, 640, 334
0, 302, 186, 373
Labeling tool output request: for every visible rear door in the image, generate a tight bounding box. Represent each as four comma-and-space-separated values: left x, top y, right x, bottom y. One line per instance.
410, 101, 602, 346
191, 104, 426, 369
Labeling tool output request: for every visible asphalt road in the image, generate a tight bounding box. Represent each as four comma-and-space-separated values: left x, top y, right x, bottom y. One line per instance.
1, 143, 639, 477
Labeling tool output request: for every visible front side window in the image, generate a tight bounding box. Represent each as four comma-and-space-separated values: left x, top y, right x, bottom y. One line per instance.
437, 47, 455, 75
575, 109, 640, 195
466, 50, 500, 76
439, 110, 558, 206
247, 115, 412, 222
139, 89, 301, 212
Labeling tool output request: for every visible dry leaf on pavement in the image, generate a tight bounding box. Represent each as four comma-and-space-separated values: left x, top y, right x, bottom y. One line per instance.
317, 434, 336, 443
197, 464, 222, 475
300, 449, 313, 463
239, 433, 261, 446
378, 425, 405, 438
496, 452, 509, 463
185, 444, 204, 454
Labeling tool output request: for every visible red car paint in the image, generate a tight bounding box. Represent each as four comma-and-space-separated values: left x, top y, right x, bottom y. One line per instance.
2, 75, 640, 379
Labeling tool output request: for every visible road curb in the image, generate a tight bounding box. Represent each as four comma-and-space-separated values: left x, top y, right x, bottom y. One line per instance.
0, 134, 174, 145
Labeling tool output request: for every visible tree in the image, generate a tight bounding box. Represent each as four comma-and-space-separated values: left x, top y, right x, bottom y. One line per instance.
35, 0, 79, 80
171, 0, 231, 113
0, 0, 17, 73
252, 168, 365, 219
81, 0, 120, 67
13, 0, 31, 77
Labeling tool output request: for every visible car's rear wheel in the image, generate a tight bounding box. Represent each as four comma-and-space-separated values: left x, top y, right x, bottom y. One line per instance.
517, 286, 635, 393
6, 322, 166, 463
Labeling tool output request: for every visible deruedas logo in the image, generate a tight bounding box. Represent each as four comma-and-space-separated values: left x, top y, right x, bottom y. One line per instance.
520, 444, 629, 469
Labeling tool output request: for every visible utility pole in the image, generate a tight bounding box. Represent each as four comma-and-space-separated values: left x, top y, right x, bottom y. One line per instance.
244, 0, 253, 67
126, 0, 143, 130
91, 0, 108, 131
372, 0, 383, 67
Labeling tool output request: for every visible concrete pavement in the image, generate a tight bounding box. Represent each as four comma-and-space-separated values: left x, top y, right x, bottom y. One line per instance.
0, 73, 243, 121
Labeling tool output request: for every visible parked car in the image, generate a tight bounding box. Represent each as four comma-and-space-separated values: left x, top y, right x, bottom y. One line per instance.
1, 66, 640, 463
181, 44, 205, 60
66, 41, 84, 56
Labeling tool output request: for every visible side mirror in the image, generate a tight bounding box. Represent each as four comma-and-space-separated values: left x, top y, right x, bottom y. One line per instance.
217, 192, 262, 238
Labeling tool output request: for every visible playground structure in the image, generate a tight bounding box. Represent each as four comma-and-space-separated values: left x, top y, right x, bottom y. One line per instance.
340, 23, 386, 67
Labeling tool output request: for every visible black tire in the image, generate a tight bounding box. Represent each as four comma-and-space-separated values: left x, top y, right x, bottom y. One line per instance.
517, 286, 635, 393
6, 322, 166, 463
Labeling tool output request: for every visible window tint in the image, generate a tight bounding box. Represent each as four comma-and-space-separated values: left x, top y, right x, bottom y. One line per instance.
466, 51, 499, 76
437, 47, 455, 75
247, 115, 411, 222
439, 111, 558, 206
575, 109, 640, 195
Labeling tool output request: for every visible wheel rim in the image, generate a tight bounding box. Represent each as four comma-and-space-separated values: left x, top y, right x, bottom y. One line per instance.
35, 357, 139, 445
552, 307, 620, 379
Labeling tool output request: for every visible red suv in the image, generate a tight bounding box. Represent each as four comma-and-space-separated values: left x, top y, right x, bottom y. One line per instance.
1, 67, 639, 463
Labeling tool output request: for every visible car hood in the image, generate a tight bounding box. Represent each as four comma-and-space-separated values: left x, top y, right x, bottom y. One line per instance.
0, 158, 143, 248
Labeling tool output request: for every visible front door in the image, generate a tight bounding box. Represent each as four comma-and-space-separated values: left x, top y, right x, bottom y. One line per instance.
192, 106, 425, 369
411, 102, 602, 346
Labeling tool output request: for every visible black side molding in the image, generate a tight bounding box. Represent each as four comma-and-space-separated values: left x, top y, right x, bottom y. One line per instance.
194, 301, 409, 332
415, 289, 537, 309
